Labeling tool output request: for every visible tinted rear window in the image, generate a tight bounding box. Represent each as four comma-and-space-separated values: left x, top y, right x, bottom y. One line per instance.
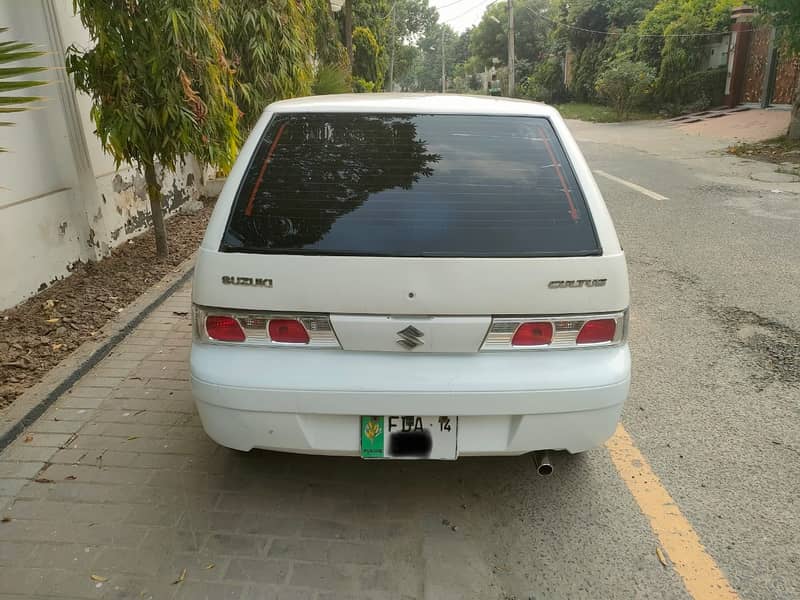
222, 113, 600, 257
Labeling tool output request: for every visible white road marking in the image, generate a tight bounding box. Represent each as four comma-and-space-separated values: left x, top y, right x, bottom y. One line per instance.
594, 169, 669, 201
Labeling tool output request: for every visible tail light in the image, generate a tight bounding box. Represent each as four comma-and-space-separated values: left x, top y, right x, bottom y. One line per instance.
194, 306, 339, 348
576, 319, 616, 344
268, 319, 310, 344
482, 311, 626, 350
205, 316, 246, 342
511, 322, 553, 346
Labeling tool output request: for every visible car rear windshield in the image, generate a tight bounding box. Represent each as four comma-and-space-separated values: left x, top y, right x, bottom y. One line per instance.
222, 113, 601, 257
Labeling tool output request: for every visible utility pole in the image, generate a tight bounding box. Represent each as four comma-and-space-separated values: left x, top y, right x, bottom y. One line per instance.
388, 2, 396, 91
441, 27, 446, 93
507, 0, 515, 97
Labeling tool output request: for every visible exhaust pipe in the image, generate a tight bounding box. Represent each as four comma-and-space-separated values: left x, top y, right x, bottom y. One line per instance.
533, 452, 553, 476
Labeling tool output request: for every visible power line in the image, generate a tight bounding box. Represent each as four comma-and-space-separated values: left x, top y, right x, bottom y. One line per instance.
436, 0, 477, 10
439, 0, 495, 26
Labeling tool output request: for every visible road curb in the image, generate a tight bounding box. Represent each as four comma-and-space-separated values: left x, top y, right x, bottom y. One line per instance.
0, 253, 196, 452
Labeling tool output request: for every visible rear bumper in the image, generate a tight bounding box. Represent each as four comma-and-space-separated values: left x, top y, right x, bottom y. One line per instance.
190, 343, 630, 456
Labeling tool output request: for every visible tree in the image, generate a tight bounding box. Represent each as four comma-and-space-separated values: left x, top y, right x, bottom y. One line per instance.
312, 0, 348, 69
521, 56, 568, 103
218, 1, 317, 134
471, 0, 550, 77
413, 24, 459, 92
385, 0, 438, 89
393, 44, 420, 90
754, 0, 800, 138
470, 2, 507, 67
595, 58, 655, 119
550, 0, 657, 101
67, 0, 239, 258
0, 27, 47, 152
353, 26, 384, 91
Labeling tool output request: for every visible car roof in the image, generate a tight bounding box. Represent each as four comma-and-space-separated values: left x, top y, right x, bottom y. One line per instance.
267, 93, 560, 117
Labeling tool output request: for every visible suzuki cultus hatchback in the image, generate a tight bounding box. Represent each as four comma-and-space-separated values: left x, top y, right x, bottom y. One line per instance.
191, 94, 630, 464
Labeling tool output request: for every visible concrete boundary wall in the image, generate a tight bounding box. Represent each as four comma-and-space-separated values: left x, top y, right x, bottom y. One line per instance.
0, 1, 209, 310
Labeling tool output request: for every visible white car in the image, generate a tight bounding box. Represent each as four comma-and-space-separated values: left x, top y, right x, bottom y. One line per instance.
191, 94, 630, 467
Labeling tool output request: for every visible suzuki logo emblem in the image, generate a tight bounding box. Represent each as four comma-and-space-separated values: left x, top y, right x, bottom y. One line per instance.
396, 325, 424, 350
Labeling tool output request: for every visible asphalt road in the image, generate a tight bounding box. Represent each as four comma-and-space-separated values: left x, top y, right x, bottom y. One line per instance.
506, 119, 799, 599
1, 118, 797, 600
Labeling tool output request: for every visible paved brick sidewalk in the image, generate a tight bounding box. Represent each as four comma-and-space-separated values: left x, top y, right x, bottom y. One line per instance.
0, 282, 499, 600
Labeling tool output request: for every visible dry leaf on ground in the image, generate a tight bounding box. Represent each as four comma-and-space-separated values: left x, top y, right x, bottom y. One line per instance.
656, 547, 668, 567
172, 568, 187, 585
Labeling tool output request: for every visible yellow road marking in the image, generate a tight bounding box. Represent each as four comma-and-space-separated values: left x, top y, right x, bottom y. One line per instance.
606, 424, 739, 600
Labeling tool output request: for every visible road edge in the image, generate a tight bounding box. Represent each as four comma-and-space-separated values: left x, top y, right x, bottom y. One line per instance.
0, 253, 196, 451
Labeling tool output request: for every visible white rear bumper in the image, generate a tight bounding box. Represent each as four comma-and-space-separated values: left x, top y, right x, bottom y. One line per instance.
190, 343, 630, 456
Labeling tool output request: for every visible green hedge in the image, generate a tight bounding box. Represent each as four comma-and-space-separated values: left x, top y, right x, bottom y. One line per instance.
657, 66, 727, 114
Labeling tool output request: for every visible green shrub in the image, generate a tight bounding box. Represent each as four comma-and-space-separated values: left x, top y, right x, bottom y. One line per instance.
570, 41, 606, 103
521, 56, 568, 104
352, 77, 376, 93
595, 59, 656, 120
312, 65, 351, 95
352, 26, 383, 91
666, 66, 728, 113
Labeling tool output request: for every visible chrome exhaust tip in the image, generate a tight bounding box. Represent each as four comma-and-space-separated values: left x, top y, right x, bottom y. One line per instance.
533, 452, 554, 476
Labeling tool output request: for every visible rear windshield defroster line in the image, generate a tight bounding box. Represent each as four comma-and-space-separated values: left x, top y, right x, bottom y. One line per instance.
222, 113, 601, 258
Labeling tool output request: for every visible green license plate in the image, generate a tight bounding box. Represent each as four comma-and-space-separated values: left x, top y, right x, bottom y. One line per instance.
360, 416, 457, 460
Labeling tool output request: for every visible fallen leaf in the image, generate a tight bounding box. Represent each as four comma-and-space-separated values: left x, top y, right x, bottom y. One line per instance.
34, 477, 53, 484
172, 568, 187, 585
52, 343, 64, 351
127, 436, 139, 441
64, 475, 77, 480
45, 318, 60, 324
24, 434, 34, 443
90, 574, 108, 583
172, 311, 188, 316
656, 547, 667, 567
1, 516, 11, 523
204, 563, 215, 570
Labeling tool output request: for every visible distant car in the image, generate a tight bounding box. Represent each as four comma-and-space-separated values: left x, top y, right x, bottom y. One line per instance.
191, 94, 630, 465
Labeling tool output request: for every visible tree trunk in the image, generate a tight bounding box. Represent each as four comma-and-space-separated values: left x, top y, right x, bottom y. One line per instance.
789, 77, 800, 140
344, 0, 353, 72
144, 162, 169, 258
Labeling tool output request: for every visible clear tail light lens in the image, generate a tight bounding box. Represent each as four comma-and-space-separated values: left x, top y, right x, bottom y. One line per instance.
511, 322, 553, 346
205, 315, 246, 342
576, 319, 616, 344
268, 319, 310, 344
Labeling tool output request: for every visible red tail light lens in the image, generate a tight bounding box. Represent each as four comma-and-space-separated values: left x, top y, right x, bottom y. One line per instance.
512, 322, 553, 346
576, 319, 616, 344
268, 319, 310, 344
206, 316, 246, 342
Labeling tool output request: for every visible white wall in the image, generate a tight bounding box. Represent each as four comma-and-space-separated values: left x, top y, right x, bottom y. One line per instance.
0, 1, 208, 310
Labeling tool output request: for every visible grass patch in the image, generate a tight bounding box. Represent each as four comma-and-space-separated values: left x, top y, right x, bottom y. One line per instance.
554, 102, 660, 123
727, 136, 800, 165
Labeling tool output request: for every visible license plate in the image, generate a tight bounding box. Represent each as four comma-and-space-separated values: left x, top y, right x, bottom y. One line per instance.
360, 416, 457, 460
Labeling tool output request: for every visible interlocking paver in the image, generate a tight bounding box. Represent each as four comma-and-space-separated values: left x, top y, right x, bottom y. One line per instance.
174, 581, 245, 600
0, 282, 434, 599
289, 562, 360, 592
223, 557, 291, 584
268, 537, 329, 562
